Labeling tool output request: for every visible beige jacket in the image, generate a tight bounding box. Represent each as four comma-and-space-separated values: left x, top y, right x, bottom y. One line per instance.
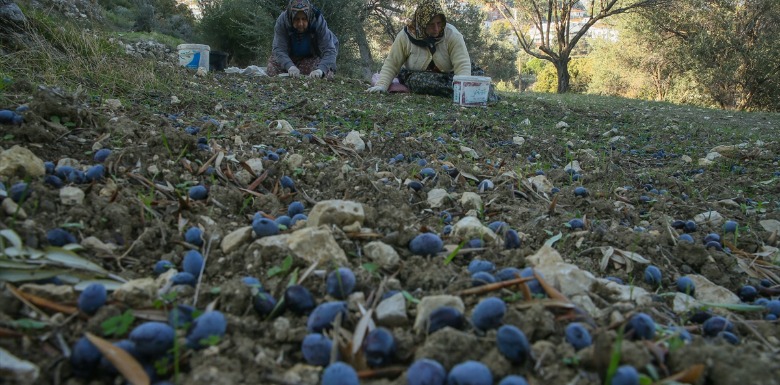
376, 24, 471, 90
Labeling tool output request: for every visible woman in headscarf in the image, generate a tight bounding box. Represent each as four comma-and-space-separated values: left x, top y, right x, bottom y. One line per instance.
267, 0, 339, 78
366, 0, 475, 96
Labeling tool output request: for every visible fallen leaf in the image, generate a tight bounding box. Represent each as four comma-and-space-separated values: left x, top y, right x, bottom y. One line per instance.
86, 332, 150, 385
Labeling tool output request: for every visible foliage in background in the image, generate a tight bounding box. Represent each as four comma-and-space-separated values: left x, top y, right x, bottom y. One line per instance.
97, 0, 196, 40
640, 0, 780, 111
488, 0, 668, 93
197, 0, 280, 66
586, 16, 673, 102
0, 4, 186, 104
533, 57, 590, 93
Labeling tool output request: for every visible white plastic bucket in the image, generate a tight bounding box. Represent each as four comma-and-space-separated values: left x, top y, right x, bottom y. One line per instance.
452, 75, 491, 107
177, 44, 210, 71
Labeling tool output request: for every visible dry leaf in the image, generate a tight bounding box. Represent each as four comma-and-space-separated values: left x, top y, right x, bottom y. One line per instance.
85, 333, 149, 385
599, 246, 649, 272
352, 306, 374, 355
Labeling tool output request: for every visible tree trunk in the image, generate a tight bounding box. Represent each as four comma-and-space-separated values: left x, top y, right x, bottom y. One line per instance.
355, 28, 374, 81
555, 57, 571, 93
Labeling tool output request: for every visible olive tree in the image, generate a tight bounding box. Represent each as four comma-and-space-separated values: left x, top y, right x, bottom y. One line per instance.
641, 0, 780, 110
487, 0, 671, 93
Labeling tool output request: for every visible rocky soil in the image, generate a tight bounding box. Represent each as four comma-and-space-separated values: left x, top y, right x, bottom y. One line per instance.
1, 55, 780, 385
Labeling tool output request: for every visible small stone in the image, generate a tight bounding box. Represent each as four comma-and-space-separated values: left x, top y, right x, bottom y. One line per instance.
60, 187, 85, 205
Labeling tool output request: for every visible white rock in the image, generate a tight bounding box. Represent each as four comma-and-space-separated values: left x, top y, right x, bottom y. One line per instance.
694, 211, 723, 226
451, 216, 498, 243
306, 200, 365, 228
427, 188, 451, 208
282, 363, 321, 384
363, 241, 401, 269
528, 175, 554, 194
273, 317, 291, 341
56, 158, 79, 168
343, 131, 365, 152
81, 236, 118, 254
221, 226, 254, 254
459, 192, 482, 211
460, 146, 479, 159
710, 144, 747, 158
513, 136, 525, 146
705, 152, 722, 161
527, 246, 596, 297
376, 292, 407, 327
103, 99, 122, 109
564, 160, 582, 174
269, 120, 294, 134
112, 278, 158, 308
2, 199, 26, 218
285, 153, 304, 169
60, 186, 85, 205
521, 118, 531, 125
760, 220, 780, 233
672, 292, 699, 313
0, 347, 39, 383
414, 295, 465, 332
286, 226, 347, 264
0, 145, 45, 178
681, 155, 692, 163
687, 274, 740, 304
598, 279, 654, 306
555, 121, 569, 129
245, 158, 264, 174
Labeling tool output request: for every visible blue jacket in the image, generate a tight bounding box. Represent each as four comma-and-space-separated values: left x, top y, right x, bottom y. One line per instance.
272, 8, 339, 72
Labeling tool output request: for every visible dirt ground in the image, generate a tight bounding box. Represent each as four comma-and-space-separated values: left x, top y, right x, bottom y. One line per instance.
1, 67, 780, 385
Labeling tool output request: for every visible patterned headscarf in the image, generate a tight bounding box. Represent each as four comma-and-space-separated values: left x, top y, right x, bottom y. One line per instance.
287, 0, 314, 25
408, 0, 447, 40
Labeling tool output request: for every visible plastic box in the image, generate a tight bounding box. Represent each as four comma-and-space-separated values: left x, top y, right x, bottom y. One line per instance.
177, 44, 210, 71
452, 75, 491, 107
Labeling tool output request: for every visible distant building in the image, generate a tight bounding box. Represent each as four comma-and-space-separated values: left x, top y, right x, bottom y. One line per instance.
527, 17, 617, 46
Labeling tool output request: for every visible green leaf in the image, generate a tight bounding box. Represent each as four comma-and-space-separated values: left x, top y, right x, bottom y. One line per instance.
544, 232, 562, 247
639, 375, 653, 385
267, 255, 293, 278
401, 290, 420, 304
101, 310, 135, 337
605, 326, 624, 385
10, 318, 49, 329
0, 259, 42, 269
361, 262, 379, 274
288, 268, 299, 286
210, 287, 221, 294
74, 279, 125, 292
0, 268, 68, 282
0, 229, 23, 249
444, 241, 465, 265
43, 247, 108, 274
198, 335, 221, 347
50, 115, 61, 124
698, 302, 766, 312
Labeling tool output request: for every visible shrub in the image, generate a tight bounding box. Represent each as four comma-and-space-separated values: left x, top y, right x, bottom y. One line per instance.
196, 0, 279, 66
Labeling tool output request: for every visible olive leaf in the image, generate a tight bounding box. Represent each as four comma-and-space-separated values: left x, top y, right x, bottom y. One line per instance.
599, 246, 650, 272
